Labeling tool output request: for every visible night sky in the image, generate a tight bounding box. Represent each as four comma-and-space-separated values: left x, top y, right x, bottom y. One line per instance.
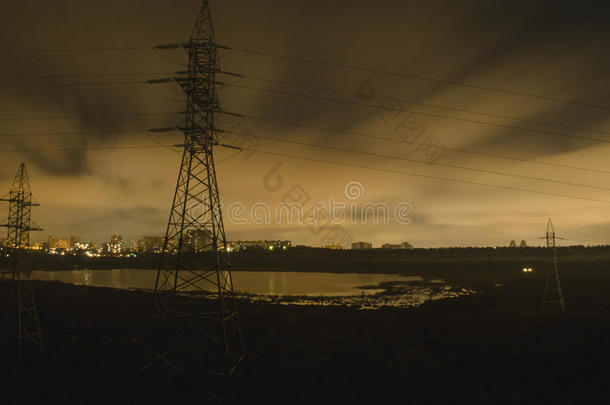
1, 0, 609, 247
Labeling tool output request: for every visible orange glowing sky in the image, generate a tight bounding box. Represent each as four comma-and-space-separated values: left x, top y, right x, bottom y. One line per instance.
1, 0, 609, 247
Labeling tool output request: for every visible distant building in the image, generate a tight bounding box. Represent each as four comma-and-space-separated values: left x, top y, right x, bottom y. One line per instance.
351, 241, 373, 249
509, 240, 517, 248
107, 235, 123, 255
138, 236, 165, 253
233, 240, 265, 250
56, 239, 69, 250
519, 240, 528, 248
186, 230, 212, 252
48, 234, 58, 249
70, 236, 81, 248
381, 241, 413, 250
73, 242, 91, 251
230, 240, 291, 252
324, 244, 343, 250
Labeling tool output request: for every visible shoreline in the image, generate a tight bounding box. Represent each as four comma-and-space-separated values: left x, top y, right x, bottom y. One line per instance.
29, 270, 474, 310
25, 246, 610, 278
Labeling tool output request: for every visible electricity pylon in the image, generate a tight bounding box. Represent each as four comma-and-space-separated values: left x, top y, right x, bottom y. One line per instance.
541, 218, 566, 311
151, 0, 244, 395
0, 163, 44, 357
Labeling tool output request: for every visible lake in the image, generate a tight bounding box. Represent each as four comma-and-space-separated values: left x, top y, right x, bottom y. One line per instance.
30, 269, 474, 309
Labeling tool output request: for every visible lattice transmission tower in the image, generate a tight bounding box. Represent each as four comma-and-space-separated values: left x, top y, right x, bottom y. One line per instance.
0, 163, 44, 357
541, 218, 566, 311
151, 0, 244, 393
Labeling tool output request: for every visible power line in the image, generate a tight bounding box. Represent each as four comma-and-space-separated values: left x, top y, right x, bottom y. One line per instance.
3, 68, 608, 140
0, 108, 606, 178
223, 83, 610, 145
0, 80, 147, 89
6, 75, 609, 146
9, 73, 609, 145
3, 43, 608, 111
560, 238, 610, 245
242, 74, 610, 137
0, 111, 181, 122
0, 129, 160, 138
0, 144, 174, 153
0, 46, 152, 54
0, 140, 235, 165
0, 131, 607, 204
1, 112, 605, 177
227, 46, 610, 111
3, 80, 607, 179
0, 72, 172, 80
224, 130, 610, 192
241, 114, 610, 175
236, 146, 610, 205
152, 47, 187, 67
0, 75, 185, 103
144, 83, 185, 103
2, 118, 608, 178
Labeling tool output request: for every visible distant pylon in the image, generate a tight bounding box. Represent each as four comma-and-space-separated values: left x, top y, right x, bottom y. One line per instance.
0, 163, 44, 357
541, 218, 566, 311
151, 0, 244, 396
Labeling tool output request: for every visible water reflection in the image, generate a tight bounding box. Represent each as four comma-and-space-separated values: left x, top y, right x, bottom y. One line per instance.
30, 269, 474, 309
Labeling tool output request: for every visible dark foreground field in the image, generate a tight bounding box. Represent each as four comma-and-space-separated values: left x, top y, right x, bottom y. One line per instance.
2, 264, 610, 404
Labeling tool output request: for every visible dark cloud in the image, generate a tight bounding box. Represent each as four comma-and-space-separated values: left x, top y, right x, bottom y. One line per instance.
1, 0, 609, 246
58, 206, 165, 238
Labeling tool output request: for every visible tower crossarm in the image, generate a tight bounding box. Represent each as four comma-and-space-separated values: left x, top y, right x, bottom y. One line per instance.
0, 197, 40, 207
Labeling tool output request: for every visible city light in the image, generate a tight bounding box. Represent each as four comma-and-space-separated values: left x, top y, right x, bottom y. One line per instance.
18, 236, 293, 257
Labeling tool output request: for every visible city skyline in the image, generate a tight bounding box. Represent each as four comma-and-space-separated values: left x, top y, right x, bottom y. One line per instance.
7, 230, 588, 250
